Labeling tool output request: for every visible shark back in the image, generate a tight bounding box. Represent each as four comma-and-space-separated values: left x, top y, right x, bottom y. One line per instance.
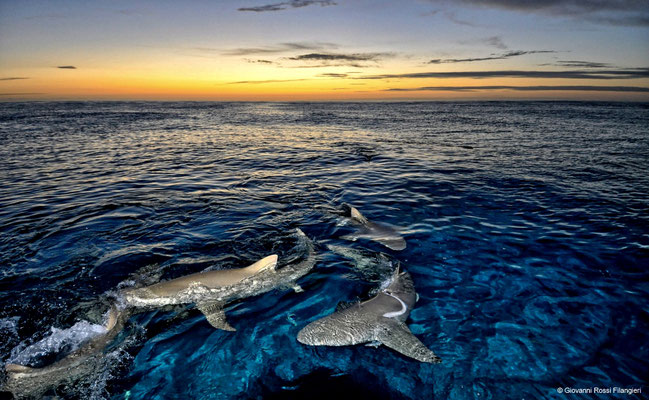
127, 254, 278, 300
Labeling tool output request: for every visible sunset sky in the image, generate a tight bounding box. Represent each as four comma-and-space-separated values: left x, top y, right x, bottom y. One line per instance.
1, 0, 648, 101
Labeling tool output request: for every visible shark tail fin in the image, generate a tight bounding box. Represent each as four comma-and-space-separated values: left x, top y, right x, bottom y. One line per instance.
5, 364, 34, 373
244, 254, 278, 274
349, 206, 369, 225
376, 319, 441, 363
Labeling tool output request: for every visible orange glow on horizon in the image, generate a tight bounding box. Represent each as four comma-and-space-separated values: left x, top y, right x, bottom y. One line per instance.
2, 60, 649, 101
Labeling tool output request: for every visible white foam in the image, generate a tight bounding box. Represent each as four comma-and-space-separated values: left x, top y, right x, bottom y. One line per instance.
8, 320, 107, 366
0, 316, 19, 335
378, 273, 395, 292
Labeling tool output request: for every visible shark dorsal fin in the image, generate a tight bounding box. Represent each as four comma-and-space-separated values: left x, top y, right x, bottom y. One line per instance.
350, 206, 369, 225
244, 254, 278, 275
5, 363, 34, 373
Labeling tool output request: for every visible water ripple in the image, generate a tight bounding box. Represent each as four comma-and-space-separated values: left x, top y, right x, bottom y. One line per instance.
0, 101, 647, 399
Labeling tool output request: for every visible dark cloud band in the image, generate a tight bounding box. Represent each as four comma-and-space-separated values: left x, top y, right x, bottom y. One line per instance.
288, 53, 387, 62
429, 50, 555, 64
238, 0, 336, 12
428, 0, 649, 26
385, 85, 649, 92
360, 69, 649, 80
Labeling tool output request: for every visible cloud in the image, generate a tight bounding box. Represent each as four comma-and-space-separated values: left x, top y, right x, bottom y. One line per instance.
247, 59, 274, 64
429, 50, 555, 64
0, 77, 29, 81
385, 85, 649, 92
228, 78, 311, 84
427, 0, 649, 26
223, 41, 337, 56
57, 66, 77, 69
317, 73, 348, 78
451, 0, 647, 15
238, 0, 336, 12
286, 52, 394, 67
358, 68, 649, 80
288, 53, 386, 61
541, 60, 613, 68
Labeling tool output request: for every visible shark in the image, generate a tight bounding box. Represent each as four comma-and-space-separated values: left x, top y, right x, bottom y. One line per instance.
3, 305, 126, 399
122, 228, 316, 331
340, 205, 406, 251
2, 228, 316, 398
297, 267, 441, 363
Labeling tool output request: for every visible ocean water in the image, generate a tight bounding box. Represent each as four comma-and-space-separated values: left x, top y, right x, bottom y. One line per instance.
0, 101, 647, 399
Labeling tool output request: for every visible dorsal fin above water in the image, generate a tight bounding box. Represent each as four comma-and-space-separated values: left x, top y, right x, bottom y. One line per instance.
244, 254, 278, 275
350, 206, 369, 225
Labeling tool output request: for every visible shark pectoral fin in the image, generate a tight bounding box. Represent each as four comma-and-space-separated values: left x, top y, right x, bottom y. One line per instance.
375, 320, 441, 363
196, 302, 236, 332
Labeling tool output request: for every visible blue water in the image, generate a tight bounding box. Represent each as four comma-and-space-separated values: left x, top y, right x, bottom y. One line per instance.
0, 102, 647, 399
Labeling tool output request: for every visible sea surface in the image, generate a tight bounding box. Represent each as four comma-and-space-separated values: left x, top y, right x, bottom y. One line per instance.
0, 101, 647, 399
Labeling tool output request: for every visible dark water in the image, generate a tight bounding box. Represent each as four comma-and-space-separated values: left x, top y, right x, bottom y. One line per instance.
0, 102, 647, 399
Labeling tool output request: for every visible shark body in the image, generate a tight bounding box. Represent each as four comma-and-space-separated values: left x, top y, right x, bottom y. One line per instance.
297, 268, 441, 363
